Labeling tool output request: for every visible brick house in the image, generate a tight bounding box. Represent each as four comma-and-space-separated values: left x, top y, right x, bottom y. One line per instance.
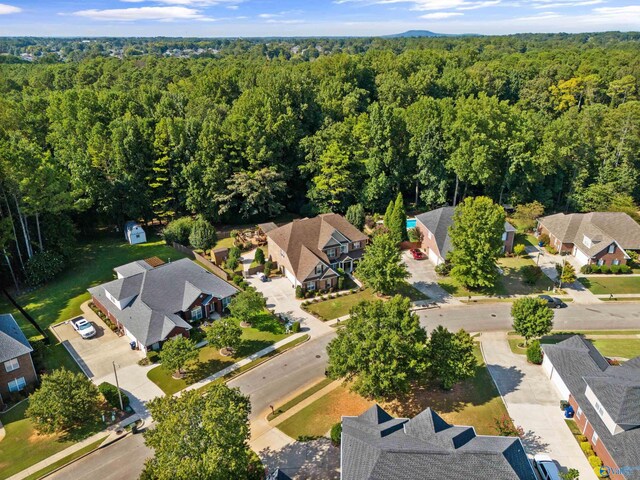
0, 314, 38, 407
542, 336, 640, 480
341, 405, 536, 479
89, 258, 238, 353
415, 206, 516, 266
537, 212, 640, 267
266, 213, 368, 291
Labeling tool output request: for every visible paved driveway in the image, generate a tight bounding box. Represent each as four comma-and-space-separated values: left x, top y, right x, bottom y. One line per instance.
403, 250, 459, 304
51, 303, 164, 418
481, 332, 596, 479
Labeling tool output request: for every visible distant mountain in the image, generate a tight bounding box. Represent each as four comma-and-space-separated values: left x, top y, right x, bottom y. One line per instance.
385, 30, 479, 38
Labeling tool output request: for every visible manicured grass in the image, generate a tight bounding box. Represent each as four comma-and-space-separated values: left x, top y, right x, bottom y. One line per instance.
148, 315, 290, 395
22, 436, 107, 480
508, 330, 640, 336
267, 378, 335, 421
277, 385, 374, 439
277, 345, 510, 439
509, 334, 640, 359
0, 234, 186, 339
393, 282, 430, 301
305, 289, 378, 320
0, 401, 103, 480
249, 246, 268, 269
438, 256, 553, 297
33, 342, 84, 376
601, 297, 640, 302
579, 276, 640, 295
565, 418, 582, 436
213, 236, 236, 250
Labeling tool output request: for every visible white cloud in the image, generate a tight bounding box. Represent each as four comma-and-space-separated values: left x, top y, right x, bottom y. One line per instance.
265, 19, 306, 24
0, 3, 21, 14
457, 0, 500, 9
335, 0, 500, 10
121, 0, 241, 5
531, 0, 603, 8
420, 11, 464, 17
259, 13, 278, 18
72, 6, 209, 21
593, 5, 640, 16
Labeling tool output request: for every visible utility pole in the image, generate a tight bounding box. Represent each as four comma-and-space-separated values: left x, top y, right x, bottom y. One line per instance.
558, 260, 566, 290
113, 361, 124, 411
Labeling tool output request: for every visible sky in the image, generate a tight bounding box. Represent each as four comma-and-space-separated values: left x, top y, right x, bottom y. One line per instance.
0, 0, 639, 37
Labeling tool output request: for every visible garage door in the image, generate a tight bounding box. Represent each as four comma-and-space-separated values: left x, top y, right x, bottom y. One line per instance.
284, 267, 297, 286
574, 247, 590, 266
428, 248, 441, 266
543, 356, 570, 400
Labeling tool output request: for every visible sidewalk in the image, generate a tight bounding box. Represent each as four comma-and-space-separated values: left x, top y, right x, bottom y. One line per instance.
6, 415, 140, 480
179, 332, 308, 394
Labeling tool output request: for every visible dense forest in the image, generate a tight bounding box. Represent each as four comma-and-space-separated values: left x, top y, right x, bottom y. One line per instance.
1, 33, 639, 287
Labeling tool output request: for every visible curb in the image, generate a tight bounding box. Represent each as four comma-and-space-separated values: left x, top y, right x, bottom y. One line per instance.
37, 433, 119, 479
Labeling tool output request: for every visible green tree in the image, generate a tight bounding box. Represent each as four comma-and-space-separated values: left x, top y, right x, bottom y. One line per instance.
307, 141, 355, 213
159, 336, 199, 376
449, 196, 506, 289
142, 386, 254, 480
345, 203, 365, 231
383, 200, 394, 229
388, 192, 408, 243
162, 217, 195, 245
426, 326, 477, 390
254, 248, 265, 265
511, 297, 554, 345
326, 296, 428, 398
228, 288, 267, 325
556, 261, 577, 286
206, 318, 243, 353
189, 217, 217, 250
356, 233, 409, 295
26, 369, 101, 434
216, 168, 287, 220
513, 201, 544, 231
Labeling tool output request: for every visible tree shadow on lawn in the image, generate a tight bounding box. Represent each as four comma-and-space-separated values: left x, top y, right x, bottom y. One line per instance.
249, 313, 286, 334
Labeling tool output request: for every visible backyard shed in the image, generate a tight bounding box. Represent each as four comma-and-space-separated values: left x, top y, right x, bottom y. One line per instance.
124, 221, 147, 245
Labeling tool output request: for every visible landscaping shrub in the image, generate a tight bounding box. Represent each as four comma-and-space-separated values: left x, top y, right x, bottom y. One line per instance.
435, 261, 452, 276
239, 281, 249, 289
595, 466, 609, 478
264, 260, 272, 276
162, 217, 195, 245
600, 265, 610, 274
546, 246, 558, 255
581, 265, 593, 274
577, 435, 588, 442
627, 250, 639, 268
620, 264, 631, 274
610, 265, 620, 274
513, 244, 526, 257
254, 248, 265, 265
233, 274, 243, 285
589, 456, 602, 468
147, 351, 159, 364
330, 422, 342, 446
408, 227, 421, 243
526, 340, 543, 364
337, 276, 345, 290
291, 321, 301, 333
98, 382, 130, 410
189, 218, 217, 250
538, 233, 550, 246
26, 250, 66, 286
295, 286, 303, 299
590, 265, 601, 273
580, 441, 595, 456
521, 265, 543, 285
138, 358, 150, 366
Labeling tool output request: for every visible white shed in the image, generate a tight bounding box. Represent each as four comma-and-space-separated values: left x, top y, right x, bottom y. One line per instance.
124, 221, 146, 245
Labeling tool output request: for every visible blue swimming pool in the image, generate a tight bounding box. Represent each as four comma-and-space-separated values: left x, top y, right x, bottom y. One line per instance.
406, 218, 417, 229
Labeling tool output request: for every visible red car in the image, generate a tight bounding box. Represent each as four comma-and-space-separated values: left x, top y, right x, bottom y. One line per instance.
410, 249, 425, 260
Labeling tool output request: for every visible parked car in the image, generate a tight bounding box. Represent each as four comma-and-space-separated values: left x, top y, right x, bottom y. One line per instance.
410, 248, 426, 260
257, 272, 268, 282
538, 295, 567, 309
533, 454, 561, 480
72, 317, 96, 339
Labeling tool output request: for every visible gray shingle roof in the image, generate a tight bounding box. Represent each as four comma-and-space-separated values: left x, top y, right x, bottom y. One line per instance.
415, 207, 514, 260
0, 313, 33, 363
89, 259, 238, 346
542, 336, 640, 479
341, 405, 536, 480
114, 260, 153, 278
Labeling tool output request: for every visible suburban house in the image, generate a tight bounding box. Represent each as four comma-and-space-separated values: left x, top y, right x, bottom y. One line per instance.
0, 314, 38, 407
89, 258, 238, 352
266, 213, 368, 291
124, 221, 146, 245
415, 206, 516, 266
536, 212, 640, 267
341, 405, 536, 480
542, 336, 640, 480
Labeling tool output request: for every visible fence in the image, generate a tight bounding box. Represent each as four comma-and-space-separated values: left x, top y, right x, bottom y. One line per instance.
172, 242, 195, 259
172, 242, 232, 281
399, 241, 421, 250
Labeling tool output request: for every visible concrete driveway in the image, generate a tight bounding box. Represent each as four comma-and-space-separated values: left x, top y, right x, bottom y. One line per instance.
403, 250, 459, 304
481, 332, 596, 479
51, 302, 164, 418
245, 274, 333, 338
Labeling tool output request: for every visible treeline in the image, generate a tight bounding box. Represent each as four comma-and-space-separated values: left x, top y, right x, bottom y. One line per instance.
0, 32, 639, 287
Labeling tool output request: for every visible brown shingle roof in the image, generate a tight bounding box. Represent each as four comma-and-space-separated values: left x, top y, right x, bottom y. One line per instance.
539, 212, 640, 254
267, 213, 367, 283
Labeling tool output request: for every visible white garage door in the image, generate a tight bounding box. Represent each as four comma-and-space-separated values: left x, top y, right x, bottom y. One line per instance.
284, 267, 298, 286
543, 356, 570, 400
574, 248, 590, 266
428, 248, 442, 266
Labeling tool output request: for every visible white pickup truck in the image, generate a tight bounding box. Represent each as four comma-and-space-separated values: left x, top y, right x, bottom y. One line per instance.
72, 317, 96, 339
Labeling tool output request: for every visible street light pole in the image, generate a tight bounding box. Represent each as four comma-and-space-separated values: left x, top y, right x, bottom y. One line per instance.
113, 361, 124, 411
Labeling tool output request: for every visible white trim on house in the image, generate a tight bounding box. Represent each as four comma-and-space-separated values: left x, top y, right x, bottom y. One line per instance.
542, 354, 571, 400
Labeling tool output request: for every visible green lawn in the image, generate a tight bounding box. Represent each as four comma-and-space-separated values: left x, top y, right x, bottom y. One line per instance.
268, 378, 334, 421
509, 334, 640, 359
0, 234, 186, 339
0, 401, 103, 480
277, 345, 510, 439
213, 237, 235, 250
249, 246, 268, 268
148, 314, 290, 395
438, 256, 553, 297
579, 276, 640, 295
22, 436, 107, 480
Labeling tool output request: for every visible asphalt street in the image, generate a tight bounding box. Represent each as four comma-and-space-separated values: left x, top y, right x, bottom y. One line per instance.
49, 302, 640, 479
